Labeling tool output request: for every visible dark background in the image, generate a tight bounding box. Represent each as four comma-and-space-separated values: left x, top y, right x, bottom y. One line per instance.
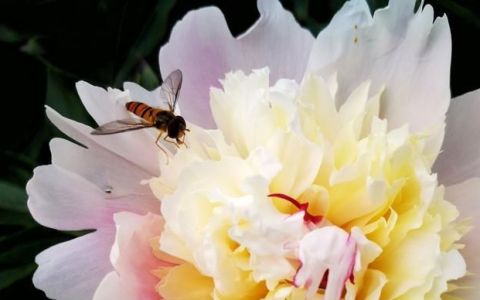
0, 0, 478, 298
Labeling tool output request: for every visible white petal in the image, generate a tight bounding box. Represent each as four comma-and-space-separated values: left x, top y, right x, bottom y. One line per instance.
46, 106, 159, 176
33, 230, 113, 300
27, 165, 113, 230
49, 138, 158, 208
76, 81, 131, 125
434, 89, 480, 185
227, 176, 306, 286
123, 82, 162, 108
211, 68, 275, 156
27, 162, 157, 231
307, 0, 451, 133
295, 227, 356, 300
444, 178, 480, 299
236, 0, 314, 82
159, 0, 314, 128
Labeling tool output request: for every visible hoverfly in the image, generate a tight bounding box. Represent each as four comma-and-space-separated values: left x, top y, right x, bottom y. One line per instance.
91, 69, 189, 157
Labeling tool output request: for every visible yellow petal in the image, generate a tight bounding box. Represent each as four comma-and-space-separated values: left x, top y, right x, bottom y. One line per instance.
156, 263, 214, 300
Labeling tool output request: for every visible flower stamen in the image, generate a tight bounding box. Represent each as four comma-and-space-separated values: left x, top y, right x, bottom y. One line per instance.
268, 193, 323, 224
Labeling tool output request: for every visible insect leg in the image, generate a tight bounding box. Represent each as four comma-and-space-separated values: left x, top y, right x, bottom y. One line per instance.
180, 135, 189, 149
155, 131, 163, 144
155, 132, 170, 164
163, 135, 181, 149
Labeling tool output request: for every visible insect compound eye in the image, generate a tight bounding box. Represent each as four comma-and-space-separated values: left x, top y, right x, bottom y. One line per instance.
168, 120, 180, 138
176, 116, 186, 129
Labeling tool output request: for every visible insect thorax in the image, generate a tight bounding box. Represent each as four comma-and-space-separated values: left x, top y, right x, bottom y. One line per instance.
154, 110, 175, 130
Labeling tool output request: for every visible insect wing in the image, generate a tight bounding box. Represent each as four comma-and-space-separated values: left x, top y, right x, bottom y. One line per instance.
159, 69, 182, 112
91, 119, 153, 135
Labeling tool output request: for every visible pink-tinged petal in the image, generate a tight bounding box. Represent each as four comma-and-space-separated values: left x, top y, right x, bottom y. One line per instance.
29, 109, 163, 298
327, 235, 356, 297
45, 106, 159, 176
96, 213, 177, 300
295, 226, 357, 300
159, 0, 314, 128
445, 178, 480, 299
27, 161, 158, 231
160, 7, 233, 128
307, 0, 451, 133
49, 138, 157, 207
236, 0, 314, 82
33, 229, 114, 300
111, 212, 165, 299
434, 89, 480, 185
27, 165, 113, 230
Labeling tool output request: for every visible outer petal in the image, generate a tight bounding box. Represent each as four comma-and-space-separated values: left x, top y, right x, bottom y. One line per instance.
76, 81, 131, 126
307, 0, 451, 133
434, 89, 480, 185
49, 138, 157, 205
123, 82, 162, 108
45, 106, 159, 176
27, 132, 160, 297
33, 230, 113, 300
28, 164, 111, 230
159, 0, 313, 128
236, 0, 313, 82
444, 178, 480, 299
27, 141, 158, 231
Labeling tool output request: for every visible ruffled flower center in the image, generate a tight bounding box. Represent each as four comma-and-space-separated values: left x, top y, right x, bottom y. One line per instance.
149, 68, 466, 300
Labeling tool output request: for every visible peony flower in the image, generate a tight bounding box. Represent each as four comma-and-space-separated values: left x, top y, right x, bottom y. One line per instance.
27, 0, 480, 299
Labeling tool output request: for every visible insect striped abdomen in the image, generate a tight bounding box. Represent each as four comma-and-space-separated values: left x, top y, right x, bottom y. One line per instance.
126, 101, 156, 123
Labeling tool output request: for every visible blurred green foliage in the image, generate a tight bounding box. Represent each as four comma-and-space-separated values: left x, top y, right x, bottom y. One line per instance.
0, 0, 479, 298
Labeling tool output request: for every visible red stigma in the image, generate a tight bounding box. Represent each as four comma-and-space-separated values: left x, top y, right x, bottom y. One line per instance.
268, 193, 323, 224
